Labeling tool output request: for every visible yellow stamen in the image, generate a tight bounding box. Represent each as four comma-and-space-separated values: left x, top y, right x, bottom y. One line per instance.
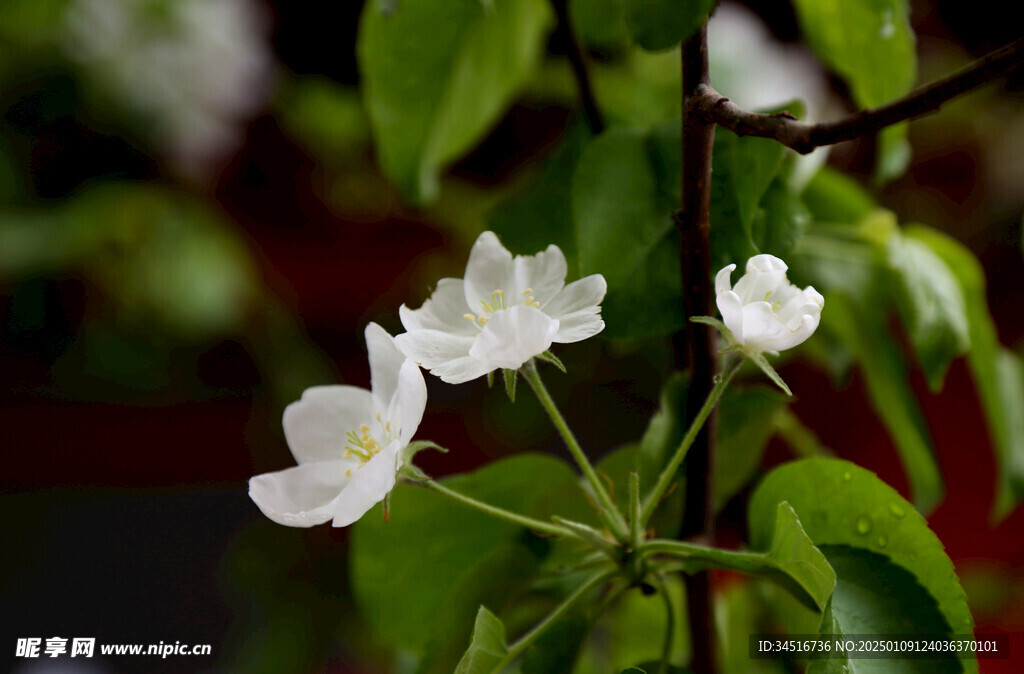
531, 301, 540, 308
345, 468, 352, 478
522, 288, 533, 296
478, 316, 487, 325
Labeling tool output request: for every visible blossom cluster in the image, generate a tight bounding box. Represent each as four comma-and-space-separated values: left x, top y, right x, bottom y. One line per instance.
249, 233, 822, 528
250, 231, 607, 527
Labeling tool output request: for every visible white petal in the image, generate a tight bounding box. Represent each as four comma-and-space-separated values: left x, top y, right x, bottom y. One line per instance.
544, 274, 606, 319
333, 444, 400, 527
394, 329, 475, 368
717, 290, 745, 343
396, 359, 427, 445
733, 255, 789, 304
463, 231, 516, 313
430, 357, 496, 384
283, 386, 375, 464
399, 278, 477, 336
715, 264, 736, 296
469, 305, 559, 370
553, 313, 605, 343
249, 460, 353, 527
739, 301, 786, 351
365, 323, 404, 410
544, 275, 607, 343
514, 244, 567, 307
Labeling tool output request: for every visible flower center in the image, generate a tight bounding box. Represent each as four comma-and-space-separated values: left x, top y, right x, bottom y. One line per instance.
343, 413, 394, 477
462, 288, 541, 331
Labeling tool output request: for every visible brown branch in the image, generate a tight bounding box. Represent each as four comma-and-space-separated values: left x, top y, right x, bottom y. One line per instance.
675, 24, 719, 674
695, 35, 1024, 153
550, 0, 605, 134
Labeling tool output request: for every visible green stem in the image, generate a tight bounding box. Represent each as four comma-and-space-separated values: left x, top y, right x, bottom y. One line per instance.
628, 472, 641, 551
495, 567, 618, 670
638, 357, 742, 527
422, 479, 573, 539
637, 539, 768, 575
652, 574, 675, 674
522, 360, 630, 541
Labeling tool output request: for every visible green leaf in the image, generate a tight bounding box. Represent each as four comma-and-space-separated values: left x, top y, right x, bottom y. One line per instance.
907, 227, 1024, 519
710, 124, 787, 270
802, 167, 877, 225
417, 545, 541, 674
886, 232, 970, 391
521, 614, 590, 674
570, 0, 630, 48
358, 0, 552, 202
789, 0, 916, 182
488, 124, 590, 276
622, 0, 716, 51
277, 77, 370, 162
536, 350, 568, 373
636, 372, 689, 490
824, 292, 943, 512
761, 503, 837, 613
749, 458, 977, 672
351, 454, 592, 653
809, 546, 960, 674
750, 178, 812, 260
715, 387, 789, 510
572, 126, 683, 339
504, 368, 518, 402
455, 606, 509, 674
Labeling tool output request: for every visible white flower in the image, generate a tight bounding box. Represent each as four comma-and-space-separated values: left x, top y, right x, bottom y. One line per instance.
248, 323, 426, 527
395, 232, 607, 383
715, 254, 824, 355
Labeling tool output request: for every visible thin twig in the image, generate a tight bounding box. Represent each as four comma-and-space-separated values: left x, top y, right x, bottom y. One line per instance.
550, 0, 605, 134
675, 23, 720, 674
695, 35, 1024, 153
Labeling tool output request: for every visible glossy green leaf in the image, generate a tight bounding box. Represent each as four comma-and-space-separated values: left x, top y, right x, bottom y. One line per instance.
809, 546, 960, 674
825, 292, 943, 512
908, 227, 1024, 519
749, 458, 976, 672
790, 0, 916, 181
417, 545, 542, 674
572, 126, 683, 339
886, 232, 970, 391
358, 0, 552, 202
801, 167, 877, 225
488, 124, 590, 276
350, 454, 591, 653
622, 0, 716, 51
715, 387, 789, 510
455, 606, 509, 674
762, 503, 837, 612
571, 0, 629, 48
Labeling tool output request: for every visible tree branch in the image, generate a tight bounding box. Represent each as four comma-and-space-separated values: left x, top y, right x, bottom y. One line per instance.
696, 35, 1024, 154
675, 23, 719, 674
550, 0, 605, 134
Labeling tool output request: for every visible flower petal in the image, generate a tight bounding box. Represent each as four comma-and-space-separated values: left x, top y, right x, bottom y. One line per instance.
333, 444, 400, 527
396, 359, 427, 445
431, 357, 497, 384
733, 254, 788, 304
468, 305, 559, 370
463, 231, 516, 313
717, 290, 745, 343
715, 264, 736, 295
514, 244, 567, 307
366, 323, 405, 411
283, 386, 375, 464
544, 274, 607, 343
248, 460, 353, 527
394, 329, 475, 368
399, 277, 477, 336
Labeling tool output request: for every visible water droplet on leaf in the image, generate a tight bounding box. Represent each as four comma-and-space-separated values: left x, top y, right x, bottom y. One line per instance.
843, 471, 852, 482
856, 516, 872, 535
889, 502, 906, 518
877, 535, 888, 547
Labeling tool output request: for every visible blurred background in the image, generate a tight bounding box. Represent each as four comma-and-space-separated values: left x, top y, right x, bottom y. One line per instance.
0, 0, 1021, 672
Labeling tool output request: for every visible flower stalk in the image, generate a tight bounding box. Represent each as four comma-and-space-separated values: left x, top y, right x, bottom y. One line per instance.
522, 359, 630, 542
421, 479, 575, 539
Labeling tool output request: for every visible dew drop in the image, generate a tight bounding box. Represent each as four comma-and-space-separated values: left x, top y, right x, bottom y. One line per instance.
889, 502, 906, 518
877, 535, 888, 547
843, 471, 853, 482
856, 516, 872, 535
713, 374, 723, 384
879, 9, 896, 38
